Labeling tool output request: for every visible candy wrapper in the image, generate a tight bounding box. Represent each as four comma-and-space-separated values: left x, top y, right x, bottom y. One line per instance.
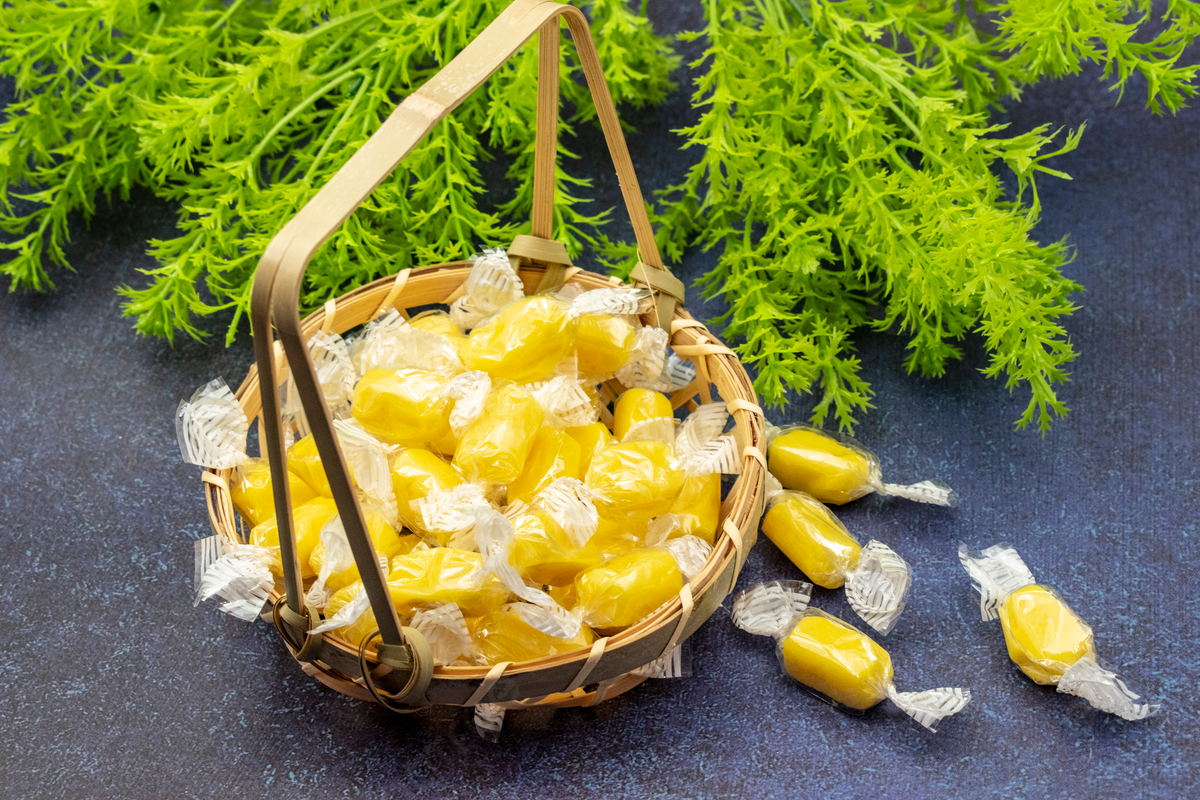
463, 295, 577, 384
351, 309, 463, 376
614, 388, 676, 445
193, 535, 274, 621
572, 535, 713, 632
177, 378, 249, 470
766, 424, 956, 506
451, 248, 525, 330
761, 475, 912, 635
467, 603, 597, 665
959, 543, 1159, 720
732, 581, 971, 731
411, 602, 478, 665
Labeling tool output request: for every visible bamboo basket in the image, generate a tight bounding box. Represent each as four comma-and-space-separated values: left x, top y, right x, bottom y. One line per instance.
201, 0, 767, 713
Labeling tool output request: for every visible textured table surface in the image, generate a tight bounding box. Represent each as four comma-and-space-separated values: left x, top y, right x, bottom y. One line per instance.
1, 6, 1197, 799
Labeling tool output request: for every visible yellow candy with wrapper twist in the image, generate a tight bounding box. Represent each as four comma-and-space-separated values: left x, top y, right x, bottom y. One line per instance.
732, 581, 971, 730
463, 295, 576, 384
960, 543, 1159, 720
231, 458, 317, 527
453, 382, 544, 484
352, 367, 453, 447
467, 606, 597, 665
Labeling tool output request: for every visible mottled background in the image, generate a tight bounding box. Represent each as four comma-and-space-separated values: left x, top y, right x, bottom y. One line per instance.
1, 3, 1197, 798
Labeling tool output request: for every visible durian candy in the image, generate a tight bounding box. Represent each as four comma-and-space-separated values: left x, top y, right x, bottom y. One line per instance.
319, 547, 509, 646
573, 536, 712, 632
463, 295, 577, 384
507, 427, 582, 504
306, 506, 420, 606
249, 496, 339, 578
565, 421, 616, 477
230, 458, 317, 527
509, 506, 598, 587
767, 425, 955, 506
467, 604, 597, 665
389, 447, 465, 542
351, 366, 454, 447
959, 543, 1159, 720
761, 478, 912, 635
732, 581, 971, 731
409, 310, 469, 361
452, 382, 544, 484
613, 388, 675, 443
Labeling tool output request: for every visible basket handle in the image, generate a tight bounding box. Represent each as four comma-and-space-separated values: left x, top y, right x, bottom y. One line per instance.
250, 0, 670, 653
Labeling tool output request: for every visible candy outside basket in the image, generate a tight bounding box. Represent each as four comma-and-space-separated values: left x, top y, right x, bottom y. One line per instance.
201, 0, 768, 714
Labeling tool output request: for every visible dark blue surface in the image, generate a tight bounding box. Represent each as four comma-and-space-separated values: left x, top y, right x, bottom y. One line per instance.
1, 6, 1198, 799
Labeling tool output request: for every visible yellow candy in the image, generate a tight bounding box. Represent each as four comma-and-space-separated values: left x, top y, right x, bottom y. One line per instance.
389, 448, 463, 542
308, 508, 417, 591
667, 473, 722, 544
387, 547, 508, 617
453, 382, 543, 484
612, 388, 673, 441
322, 582, 379, 646
410, 311, 469, 360
287, 435, 332, 497
352, 367, 453, 447
466, 607, 596, 665
778, 610, 893, 710
463, 295, 576, 383
574, 547, 682, 631
250, 496, 339, 578
230, 458, 317, 527
326, 547, 510, 646
998, 585, 1095, 685
565, 422, 615, 477
768, 428, 877, 505
762, 492, 861, 589
574, 313, 635, 376
586, 441, 685, 524
510, 508, 596, 586
507, 426, 582, 503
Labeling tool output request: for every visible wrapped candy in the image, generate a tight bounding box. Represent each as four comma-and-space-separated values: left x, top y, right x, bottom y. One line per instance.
453, 382, 544, 484
230, 458, 317, 528
506, 427, 582, 504
306, 508, 419, 606
959, 543, 1159, 720
389, 448, 464, 542
409, 310, 469, 360
467, 604, 597, 665
732, 581, 971, 731
573, 313, 636, 377
319, 547, 509, 645
573, 536, 713, 632
351, 367, 453, 447
767, 425, 956, 506
761, 476, 912, 634
249, 496, 340, 578
463, 295, 577, 384
509, 506, 596, 587
664, 473, 722, 544
586, 441, 686, 525
613, 388, 675, 443
565, 421, 615, 477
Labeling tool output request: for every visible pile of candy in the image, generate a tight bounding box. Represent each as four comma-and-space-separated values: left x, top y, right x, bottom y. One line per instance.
182, 250, 732, 674
180, 249, 1160, 736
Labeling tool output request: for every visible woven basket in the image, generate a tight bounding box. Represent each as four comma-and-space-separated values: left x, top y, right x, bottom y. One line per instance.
202, 0, 767, 713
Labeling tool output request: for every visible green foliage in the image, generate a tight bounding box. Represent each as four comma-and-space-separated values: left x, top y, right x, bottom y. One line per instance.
0, 0, 678, 343
653, 0, 1200, 432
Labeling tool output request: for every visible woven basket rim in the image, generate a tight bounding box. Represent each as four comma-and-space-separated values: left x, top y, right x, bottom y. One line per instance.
203, 260, 765, 704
